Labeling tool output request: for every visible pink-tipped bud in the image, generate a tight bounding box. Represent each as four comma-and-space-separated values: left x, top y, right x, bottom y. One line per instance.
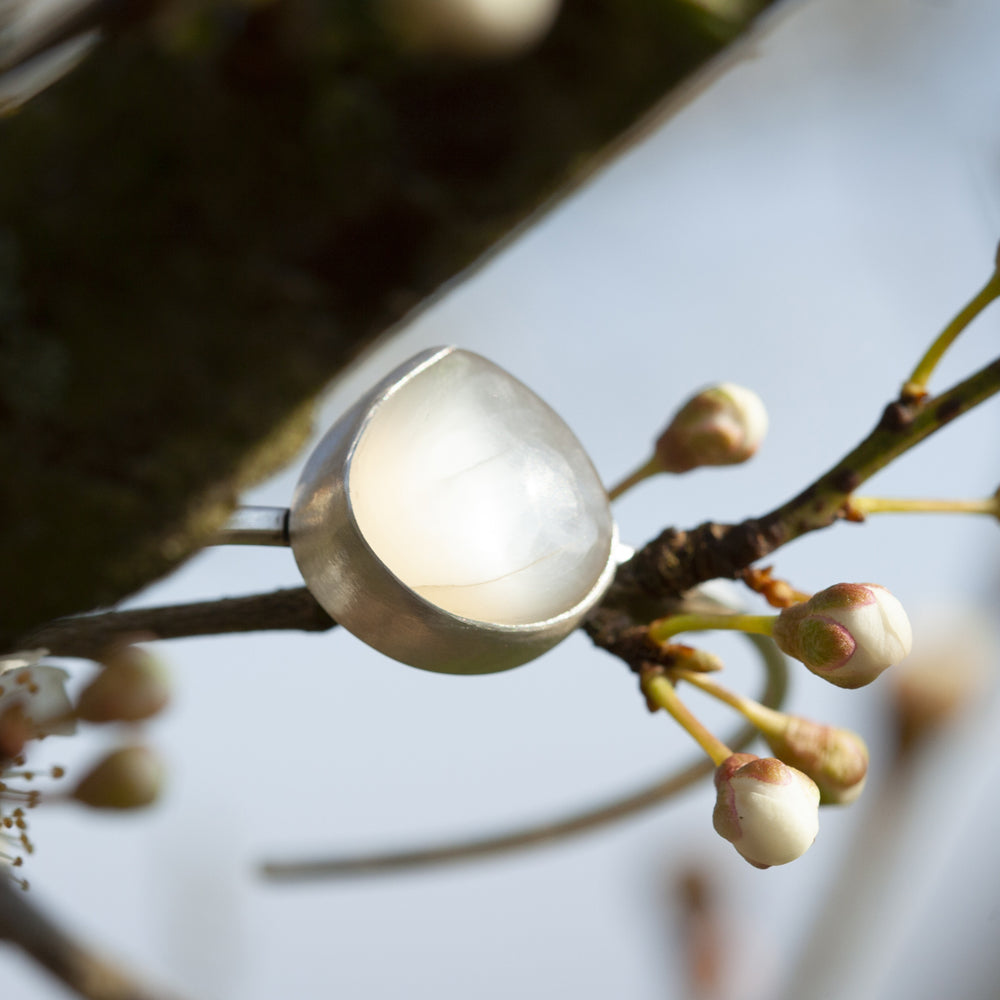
772, 583, 912, 689
712, 753, 820, 869
763, 717, 869, 805
654, 383, 767, 474
71, 746, 165, 810
76, 646, 170, 724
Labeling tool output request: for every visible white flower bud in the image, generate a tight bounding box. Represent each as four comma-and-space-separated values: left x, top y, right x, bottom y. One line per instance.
655, 383, 767, 474
0, 652, 75, 739
763, 717, 869, 805
379, 0, 561, 57
77, 646, 170, 724
772, 583, 912, 689
712, 753, 820, 869
72, 746, 165, 811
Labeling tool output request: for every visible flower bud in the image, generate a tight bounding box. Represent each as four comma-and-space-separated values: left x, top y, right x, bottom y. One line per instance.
654, 383, 767, 474
763, 717, 869, 805
76, 646, 170, 724
772, 583, 912, 689
712, 753, 820, 869
71, 746, 164, 810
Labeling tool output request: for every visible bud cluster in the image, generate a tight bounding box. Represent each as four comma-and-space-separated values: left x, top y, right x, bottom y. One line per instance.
647, 578, 910, 869
69, 644, 169, 811
0, 643, 171, 883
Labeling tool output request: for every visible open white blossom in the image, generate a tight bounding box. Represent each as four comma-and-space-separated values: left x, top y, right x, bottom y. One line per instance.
0, 650, 75, 738
772, 583, 912, 689
1, 650, 73, 876
712, 753, 820, 869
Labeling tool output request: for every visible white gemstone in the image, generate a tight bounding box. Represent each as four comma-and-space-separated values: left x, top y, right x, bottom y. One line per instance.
348, 351, 614, 626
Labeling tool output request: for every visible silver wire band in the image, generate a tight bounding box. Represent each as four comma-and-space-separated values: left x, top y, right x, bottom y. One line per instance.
214, 506, 290, 547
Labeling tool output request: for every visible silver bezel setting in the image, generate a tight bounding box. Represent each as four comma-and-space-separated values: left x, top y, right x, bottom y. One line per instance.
289, 346, 618, 675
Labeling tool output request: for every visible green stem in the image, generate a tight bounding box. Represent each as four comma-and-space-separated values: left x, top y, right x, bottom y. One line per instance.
674, 667, 785, 736
607, 456, 662, 501
649, 611, 775, 644
643, 674, 733, 765
903, 270, 1000, 398
264, 635, 788, 881
764, 354, 1000, 542
850, 496, 1000, 517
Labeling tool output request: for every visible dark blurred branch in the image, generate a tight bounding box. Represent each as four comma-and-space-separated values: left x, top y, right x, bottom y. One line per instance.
0, 0, 149, 73
0, 0, 777, 647
18, 587, 335, 658
0, 875, 186, 1000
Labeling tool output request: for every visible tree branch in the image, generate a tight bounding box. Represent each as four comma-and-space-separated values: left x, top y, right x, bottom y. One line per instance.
0, 875, 187, 1000
17, 356, 1000, 659
17, 588, 335, 659
599, 355, 1000, 611
261, 635, 788, 880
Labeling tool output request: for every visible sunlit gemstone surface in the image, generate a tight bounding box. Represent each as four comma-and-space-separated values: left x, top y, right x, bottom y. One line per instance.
348, 351, 613, 625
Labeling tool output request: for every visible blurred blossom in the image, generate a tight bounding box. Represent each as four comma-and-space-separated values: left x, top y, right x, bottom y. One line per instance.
72, 745, 165, 810
0, 651, 75, 739
889, 611, 997, 757
378, 0, 561, 57
76, 644, 171, 724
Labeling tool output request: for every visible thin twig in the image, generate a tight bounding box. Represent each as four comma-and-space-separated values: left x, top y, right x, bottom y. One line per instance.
0, 874, 187, 1000
17, 360, 999, 656
17, 588, 336, 659
767, 355, 1000, 535
902, 266, 1000, 398
260, 634, 786, 880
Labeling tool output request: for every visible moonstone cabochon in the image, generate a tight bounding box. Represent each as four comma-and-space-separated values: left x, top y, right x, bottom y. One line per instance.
289, 347, 617, 675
